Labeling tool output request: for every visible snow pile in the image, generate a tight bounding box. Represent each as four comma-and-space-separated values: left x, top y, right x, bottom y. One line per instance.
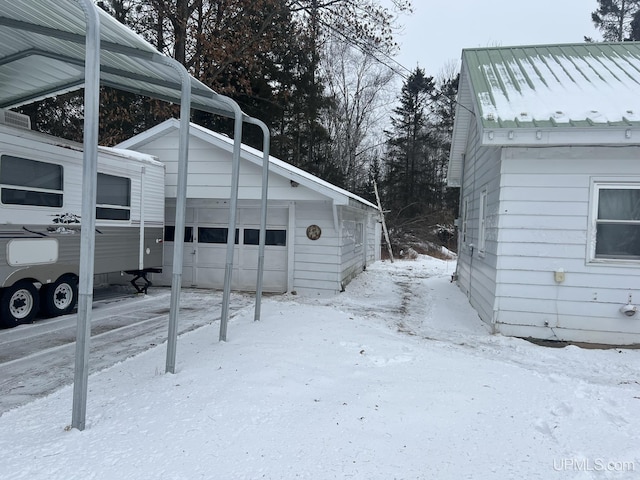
1, 256, 639, 479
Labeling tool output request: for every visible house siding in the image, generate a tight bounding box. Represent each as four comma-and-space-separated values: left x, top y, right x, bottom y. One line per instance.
456, 119, 501, 327
134, 131, 327, 201
338, 207, 365, 288
292, 201, 341, 295
494, 145, 640, 343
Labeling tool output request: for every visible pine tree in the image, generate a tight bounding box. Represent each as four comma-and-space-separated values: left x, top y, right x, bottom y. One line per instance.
591, 0, 640, 41
384, 67, 434, 220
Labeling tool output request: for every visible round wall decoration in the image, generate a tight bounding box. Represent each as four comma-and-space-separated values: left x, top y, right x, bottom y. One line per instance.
306, 224, 322, 240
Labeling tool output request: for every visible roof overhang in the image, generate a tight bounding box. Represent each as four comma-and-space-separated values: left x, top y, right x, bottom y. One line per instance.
481, 126, 640, 146
447, 44, 640, 188
447, 60, 475, 188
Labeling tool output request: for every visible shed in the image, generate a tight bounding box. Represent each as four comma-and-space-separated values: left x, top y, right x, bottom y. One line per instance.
118, 119, 381, 295
448, 42, 640, 345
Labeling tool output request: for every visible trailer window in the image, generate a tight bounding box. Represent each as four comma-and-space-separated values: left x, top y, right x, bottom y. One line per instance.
97, 173, 130, 220
0, 155, 63, 207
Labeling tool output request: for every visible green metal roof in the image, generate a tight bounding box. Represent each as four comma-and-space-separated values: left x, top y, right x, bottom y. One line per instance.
464, 42, 640, 129
447, 42, 640, 187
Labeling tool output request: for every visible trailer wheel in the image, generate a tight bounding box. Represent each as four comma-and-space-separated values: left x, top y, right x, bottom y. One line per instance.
0, 280, 39, 328
41, 274, 78, 318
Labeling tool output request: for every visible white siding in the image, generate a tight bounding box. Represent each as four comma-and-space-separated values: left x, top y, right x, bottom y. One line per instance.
0, 125, 164, 227
138, 130, 326, 201
494, 145, 640, 343
339, 206, 377, 288
339, 209, 361, 287
292, 201, 341, 295
455, 118, 501, 327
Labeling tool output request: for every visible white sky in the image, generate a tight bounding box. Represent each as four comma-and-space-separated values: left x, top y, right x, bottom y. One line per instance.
390, 0, 601, 78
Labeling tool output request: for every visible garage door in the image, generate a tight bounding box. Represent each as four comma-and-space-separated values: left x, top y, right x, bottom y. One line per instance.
163, 205, 288, 293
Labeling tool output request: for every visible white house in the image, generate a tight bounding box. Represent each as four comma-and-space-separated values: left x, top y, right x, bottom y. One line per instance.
117, 119, 381, 295
448, 42, 640, 345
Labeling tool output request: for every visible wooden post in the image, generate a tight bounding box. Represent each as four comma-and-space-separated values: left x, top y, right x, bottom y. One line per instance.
374, 181, 394, 263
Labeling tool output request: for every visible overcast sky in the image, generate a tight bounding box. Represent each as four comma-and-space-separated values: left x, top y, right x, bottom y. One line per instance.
389, 0, 601, 79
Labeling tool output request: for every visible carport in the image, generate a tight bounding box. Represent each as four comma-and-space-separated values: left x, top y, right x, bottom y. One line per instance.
0, 0, 270, 430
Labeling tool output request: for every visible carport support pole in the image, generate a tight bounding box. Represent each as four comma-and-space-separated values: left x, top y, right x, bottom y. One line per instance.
164, 58, 191, 374
219, 98, 244, 341
72, 0, 100, 431
246, 118, 270, 321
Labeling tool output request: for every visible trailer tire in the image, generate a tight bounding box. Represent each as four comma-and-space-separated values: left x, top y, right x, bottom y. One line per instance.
41, 274, 78, 318
0, 280, 39, 328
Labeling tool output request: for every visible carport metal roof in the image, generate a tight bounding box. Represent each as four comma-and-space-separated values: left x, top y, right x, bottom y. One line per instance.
0, 1, 243, 118
0, 1, 271, 431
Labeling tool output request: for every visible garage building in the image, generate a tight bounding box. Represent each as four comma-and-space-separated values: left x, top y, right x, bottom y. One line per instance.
117, 119, 381, 295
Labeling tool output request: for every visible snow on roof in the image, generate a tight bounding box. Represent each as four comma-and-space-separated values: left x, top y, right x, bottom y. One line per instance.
447, 42, 640, 187
464, 42, 640, 128
100, 146, 163, 167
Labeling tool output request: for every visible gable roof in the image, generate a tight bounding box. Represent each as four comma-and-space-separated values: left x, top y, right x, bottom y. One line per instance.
117, 119, 379, 210
448, 42, 640, 187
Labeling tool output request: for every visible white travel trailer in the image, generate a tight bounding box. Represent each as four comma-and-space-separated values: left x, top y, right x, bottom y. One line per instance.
0, 111, 165, 327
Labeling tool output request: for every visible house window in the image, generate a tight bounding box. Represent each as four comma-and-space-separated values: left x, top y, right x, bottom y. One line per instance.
0, 155, 63, 207
461, 198, 469, 244
593, 184, 640, 260
97, 173, 130, 220
479, 190, 487, 254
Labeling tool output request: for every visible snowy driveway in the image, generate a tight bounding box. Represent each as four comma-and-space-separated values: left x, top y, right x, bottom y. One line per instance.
0, 287, 252, 414
1, 256, 640, 479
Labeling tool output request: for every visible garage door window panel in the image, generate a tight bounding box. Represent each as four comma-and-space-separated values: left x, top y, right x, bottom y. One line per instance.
243, 228, 287, 246
198, 227, 239, 244
164, 226, 193, 242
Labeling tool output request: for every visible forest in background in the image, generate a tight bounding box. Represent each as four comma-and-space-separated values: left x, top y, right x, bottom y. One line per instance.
17, 0, 635, 257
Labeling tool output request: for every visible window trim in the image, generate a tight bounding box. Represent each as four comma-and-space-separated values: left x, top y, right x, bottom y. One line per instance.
96, 172, 131, 221
589, 180, 640, 264
478, 190, 487, 255
461, 197, 469, 245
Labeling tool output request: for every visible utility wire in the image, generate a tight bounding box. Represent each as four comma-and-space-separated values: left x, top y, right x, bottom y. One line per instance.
313, 10, 475, 117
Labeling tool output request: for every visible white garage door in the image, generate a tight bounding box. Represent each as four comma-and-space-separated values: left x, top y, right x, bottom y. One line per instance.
163, 205, 288, 293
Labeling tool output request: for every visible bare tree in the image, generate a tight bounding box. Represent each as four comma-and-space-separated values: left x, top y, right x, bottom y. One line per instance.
322, 38, 394, 192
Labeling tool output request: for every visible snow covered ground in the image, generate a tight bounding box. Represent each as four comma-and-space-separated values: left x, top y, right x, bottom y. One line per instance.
1, 255, 639, 479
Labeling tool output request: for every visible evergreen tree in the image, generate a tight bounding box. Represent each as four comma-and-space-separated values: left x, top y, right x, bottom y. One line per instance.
591, 0, 640, 41
384, 67, 434, 220
381, 66, 460, 253
430, 72, 459, 213
630, 9, 640, 39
